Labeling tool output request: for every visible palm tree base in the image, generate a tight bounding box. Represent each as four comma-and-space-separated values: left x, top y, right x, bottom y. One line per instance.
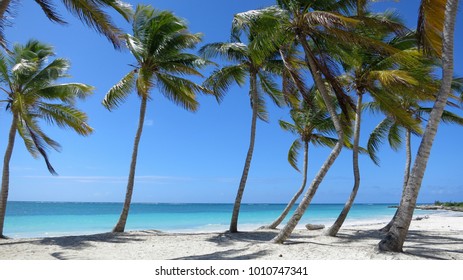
259, 225, 277, 230
378, 232, 403, 252
112, 225, 125, 233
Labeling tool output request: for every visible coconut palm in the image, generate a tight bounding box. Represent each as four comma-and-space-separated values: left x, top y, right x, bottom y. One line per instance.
103, 5, 209, 233
324, 29, 432, 237
379, 0, 460, 252
267, 0, 373, 244
371, 84, 463, 233
0, 0, 133, 49
200, 10, 284, 233
265, 92, 338, 229
0, 39, 93, 238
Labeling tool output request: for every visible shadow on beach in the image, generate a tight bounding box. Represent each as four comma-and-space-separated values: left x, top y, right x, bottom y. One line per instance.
1, 224, 462, 260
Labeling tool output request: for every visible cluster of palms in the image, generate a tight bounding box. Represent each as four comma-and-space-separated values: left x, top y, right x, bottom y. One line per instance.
0, 0, 461, 254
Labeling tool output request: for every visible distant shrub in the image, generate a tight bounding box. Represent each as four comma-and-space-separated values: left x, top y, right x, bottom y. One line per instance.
434, 201, 463, 207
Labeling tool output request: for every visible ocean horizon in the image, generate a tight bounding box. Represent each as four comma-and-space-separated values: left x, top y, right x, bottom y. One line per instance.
3, 201, 436, 238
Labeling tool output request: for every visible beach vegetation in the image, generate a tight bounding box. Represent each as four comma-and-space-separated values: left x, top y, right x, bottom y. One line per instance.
379, 0, 460, 253
434, 201, 463, 207
265, 91, 340, 229
103, 4, 210, 233
0, 0, 133, 50
0, 40, 93, 238
200, 9, 285, 233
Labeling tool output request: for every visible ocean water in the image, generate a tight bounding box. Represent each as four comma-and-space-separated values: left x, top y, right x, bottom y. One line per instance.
4, 201, 408, 238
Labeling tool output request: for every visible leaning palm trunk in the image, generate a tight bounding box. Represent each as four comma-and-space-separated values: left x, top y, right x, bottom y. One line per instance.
113, 96, 147, 233
272, 37, 344, 243
326, 93, 363, 237
0, 113, 18, 238
266, 141, 309, 229
379, 0, 459, 252
380, 129, 411, 233
229, 72, 258, 233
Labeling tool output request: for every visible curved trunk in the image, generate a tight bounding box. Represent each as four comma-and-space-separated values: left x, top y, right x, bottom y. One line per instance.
379, 0, 458, 252
113, 95, 147, 233
380, 128, 411, 232
272, 36, 344, 243
266, 141, 309, 229
326, 93, 363, 237
0, 113, 18, 238
229, 71, 258, 233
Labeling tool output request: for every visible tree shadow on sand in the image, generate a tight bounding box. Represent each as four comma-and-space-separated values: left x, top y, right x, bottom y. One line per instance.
0, 230, 160, 251
205, 230, 278, 246
173, 248, 270, 260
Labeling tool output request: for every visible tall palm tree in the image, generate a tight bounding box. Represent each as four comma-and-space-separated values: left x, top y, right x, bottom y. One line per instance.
103, 5, 209, 233
265, 92, 338, 229
379, 0, 460, 252
0, 39, 93, 238
0, 0, 133, 49
325, 30, 430, 237
200, 10, 284, 233
268, 0, 368, 244
371, 89, 463, 233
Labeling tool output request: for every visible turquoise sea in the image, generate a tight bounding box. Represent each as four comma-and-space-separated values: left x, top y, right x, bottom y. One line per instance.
3, 201, 427, 238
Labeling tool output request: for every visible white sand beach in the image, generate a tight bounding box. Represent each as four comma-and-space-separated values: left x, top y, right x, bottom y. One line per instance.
1, 213, 462, 260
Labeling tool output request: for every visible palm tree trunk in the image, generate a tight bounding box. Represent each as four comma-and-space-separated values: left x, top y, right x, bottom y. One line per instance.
113, 95, 147, 233
272, 36, 344, 243
379, 0, 459, 252
326, 92, 363, 237
229, 71, 258, 233
0, 113, 18, 238
380, 128, 411, 232
266, 141, 309, 229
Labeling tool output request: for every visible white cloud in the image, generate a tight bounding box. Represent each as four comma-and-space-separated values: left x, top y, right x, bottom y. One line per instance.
144, 119, 154, 126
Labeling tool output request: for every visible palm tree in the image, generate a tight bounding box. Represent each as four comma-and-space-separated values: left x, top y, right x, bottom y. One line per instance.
268, 0, 368, 244
265, 92, 338, 229
325, 30, 430, 237
0, 0, 133, 49
200, 10, 285, 233
103, 5, 209, 233
379, 0, 460, 252
0, 39, 93, 238
371, 88, 463, 233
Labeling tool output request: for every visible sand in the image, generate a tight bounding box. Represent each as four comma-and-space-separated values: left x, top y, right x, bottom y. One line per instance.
1, 212, 462, 260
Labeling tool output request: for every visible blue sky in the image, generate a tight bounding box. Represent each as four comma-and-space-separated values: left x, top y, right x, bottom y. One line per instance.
1, 0, 462, 204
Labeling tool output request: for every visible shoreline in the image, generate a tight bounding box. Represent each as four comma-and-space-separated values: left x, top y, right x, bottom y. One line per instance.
1, 211, 462, 260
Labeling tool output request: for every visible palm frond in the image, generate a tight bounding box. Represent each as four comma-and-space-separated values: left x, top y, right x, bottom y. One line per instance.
387, 122, 403, 151
367, 117, 394, 165
417, 0, 445, 56
254, 89, 269, 122
199, 42, 248, 63
202, 65, 247, 103
18, 117, 58, 175
61, 0, 127, 49
310, 134, 338, 148
279, 119, 298, 135
156, 73, 203, 112
305, 10, 360, 29
368, 69, 419, 87
37, 103, 93, 136
23, 58, 70, 89
103, 70, 136, 110
288, 139, 302, 172
258, 71, 285, 107
36, 83, 94, 103
34, 0, 67, 24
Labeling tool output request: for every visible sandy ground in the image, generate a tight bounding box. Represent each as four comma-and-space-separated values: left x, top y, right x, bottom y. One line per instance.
1, 213, 462, 260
